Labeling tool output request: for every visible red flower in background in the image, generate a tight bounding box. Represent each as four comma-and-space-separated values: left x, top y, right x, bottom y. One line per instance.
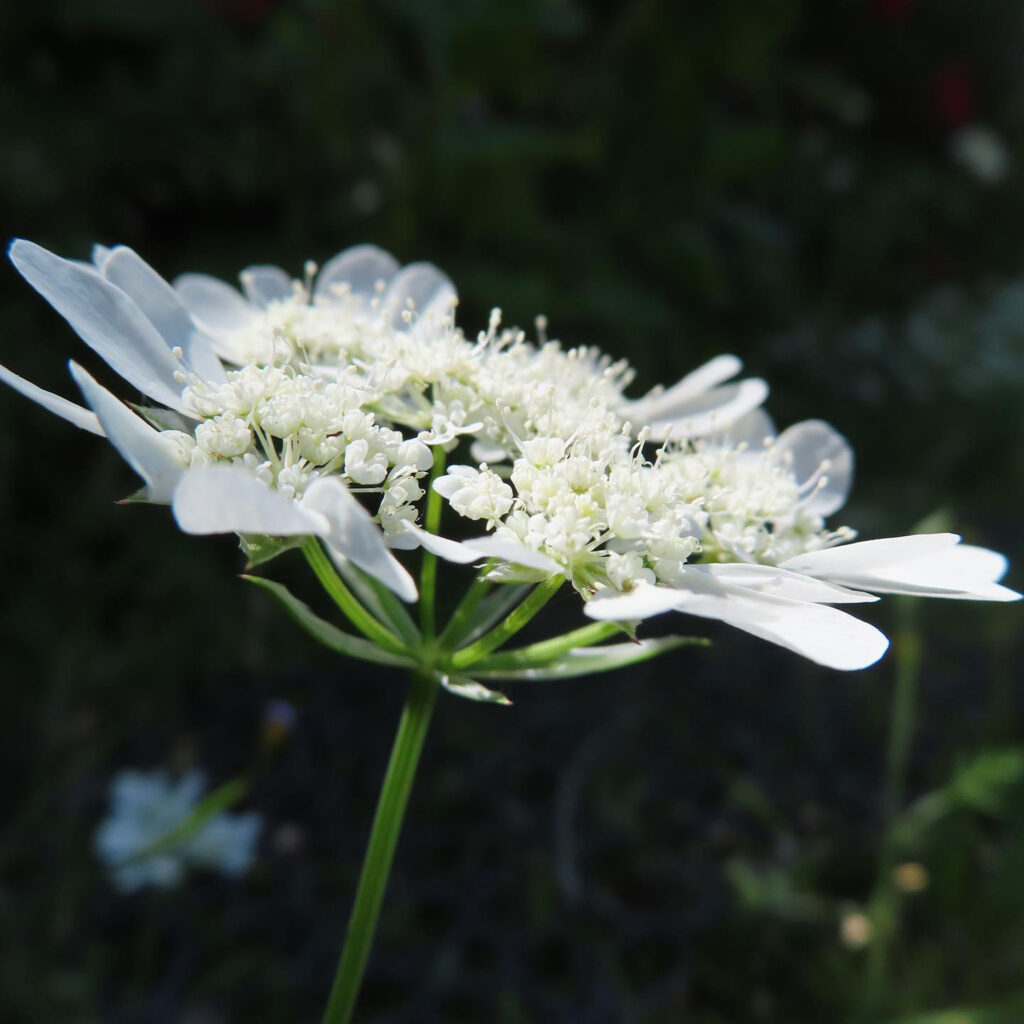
932, 62, 974, 128
874, 0, 918, 22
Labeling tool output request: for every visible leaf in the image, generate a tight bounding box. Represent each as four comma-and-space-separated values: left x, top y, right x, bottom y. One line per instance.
439, 674, 512, 705
333, 556, 421, 647
949, 748, 1024, 815
473, 636, 707, 681
131, 403, 194, 433
239, 533, 306, 568
132, 775, 248, 863
469, 621, 623, 672
442, 583, 531, 649
892, 747, 1024, 849
243, 575, 415, 668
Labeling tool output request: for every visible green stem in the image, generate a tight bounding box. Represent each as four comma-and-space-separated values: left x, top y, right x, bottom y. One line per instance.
320, 670, 441, 1024
471, 620, 621, 671
436, 573, 492, 649
419, 447, 447, 641
450, 576, 564, 669
302, 539, 407, 657
863, 601, 922, 1019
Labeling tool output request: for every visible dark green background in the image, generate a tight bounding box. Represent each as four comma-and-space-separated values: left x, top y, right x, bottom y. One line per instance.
2, 1, 1023, 1021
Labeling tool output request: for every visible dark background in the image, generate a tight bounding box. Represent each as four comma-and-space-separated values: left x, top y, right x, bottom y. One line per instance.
2, 1, 1024, 1021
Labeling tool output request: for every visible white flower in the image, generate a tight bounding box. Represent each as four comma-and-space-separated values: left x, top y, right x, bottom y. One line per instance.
94, 769, 261, 892
6, 237, 1018, 673
949, 124, 1010, 185
5, 240, 434, 600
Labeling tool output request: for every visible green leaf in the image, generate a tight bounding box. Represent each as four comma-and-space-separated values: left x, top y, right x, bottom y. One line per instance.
130, 403, 194, 433
239, 533, 306, 568
473, 636, 706, 681
469, 621, 623, 672
949, 747, 1024, 815
132, 775, 248, 863
333, 556, 420, 648
892, 747, 1024, 849
888, 990, 1024, 1023
443, 583, 531, 649
439, 674, 512, 705
243, 575, 415, 669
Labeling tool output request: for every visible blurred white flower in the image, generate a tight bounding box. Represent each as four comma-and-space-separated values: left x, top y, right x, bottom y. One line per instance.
949, 123, 1010, 184
94, 770, 261, 892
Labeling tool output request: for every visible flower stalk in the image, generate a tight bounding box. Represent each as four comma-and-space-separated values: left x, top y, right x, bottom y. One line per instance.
320, 670, 440, 1024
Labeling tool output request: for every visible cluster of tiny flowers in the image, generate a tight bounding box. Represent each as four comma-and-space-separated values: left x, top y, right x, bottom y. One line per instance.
94, 770, 261, 892
6, 239, 1016, 670
158, 268, 836, 585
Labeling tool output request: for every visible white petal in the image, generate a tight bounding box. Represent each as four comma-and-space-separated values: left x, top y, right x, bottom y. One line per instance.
782, 534, 961, 576
300, 477, 418, 601
314, 244, 400, 303
466, 537, 563, 575
692, 590, 889, 671
10, 239, 187, 411
627, 355, 742, 422
585, 584, 687, 620
646, 379, 770, 440
399, 523, 483, 564
70, 363, 186, 502
775, 419, 853, 516
706, 563, 876, 604
101, 247, 226, 383
172, 465, 327, 535
239, 265, 292, 307
704, 407, 776, 448
383, 262, 457, 330
173, 273, 255, 334
0, 362, 103, 435
91, 243, 112, 267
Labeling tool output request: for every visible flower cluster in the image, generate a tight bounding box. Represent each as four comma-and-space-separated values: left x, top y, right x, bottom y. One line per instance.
4, 239, 1018, 672
94, 769, 261, 892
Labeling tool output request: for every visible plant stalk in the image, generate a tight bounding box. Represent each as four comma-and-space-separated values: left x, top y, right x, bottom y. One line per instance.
320, 669, 440, 1024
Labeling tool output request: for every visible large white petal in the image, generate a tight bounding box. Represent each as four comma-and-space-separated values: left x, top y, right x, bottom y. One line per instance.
383, 262, 457, 330
10, 240, 187, 411
101, 247, 226, 383
626, 354, 742, 422
314, 244, 400, 303
398, 523, 483, 564
465, 536, 564, 575
0, 363, 103, 436
586, 571, 888, 670
706, 563, 877, 604
863, 544, 1019, 601
173, 465, 327, 535
585, 584, 688, 621
691, 589, 889, 671
645, 379, 770, 440
300, 477, 418, 602
70, 363, 186, 503
704, 407, 776, 448
239, 265, 292, 307
775, 419, 852, 517
782, 534, 961, 576
173, 273, 255, 331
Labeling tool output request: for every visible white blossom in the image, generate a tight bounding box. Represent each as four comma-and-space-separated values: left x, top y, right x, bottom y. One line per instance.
94, 770, 261, 892
5, 236, 1018, 673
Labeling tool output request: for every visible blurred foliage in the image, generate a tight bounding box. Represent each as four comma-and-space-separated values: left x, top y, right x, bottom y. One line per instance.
2, 0, 1024, 1021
